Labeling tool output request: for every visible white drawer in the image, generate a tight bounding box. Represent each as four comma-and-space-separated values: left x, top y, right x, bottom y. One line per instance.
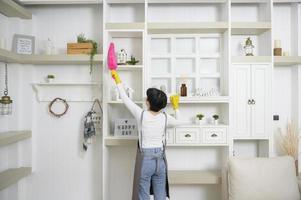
166, 128, 174, 144
202, 128, 227, 144
175, 128, 200, 144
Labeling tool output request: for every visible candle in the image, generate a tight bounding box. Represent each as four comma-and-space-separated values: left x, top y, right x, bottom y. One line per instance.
274, 40, 281, 48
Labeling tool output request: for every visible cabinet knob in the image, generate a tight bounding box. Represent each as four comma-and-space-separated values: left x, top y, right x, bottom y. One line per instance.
184, 134, 191, 138
251, 99, 256, 104
248, 99, 252, 105
211, 133, 218, 137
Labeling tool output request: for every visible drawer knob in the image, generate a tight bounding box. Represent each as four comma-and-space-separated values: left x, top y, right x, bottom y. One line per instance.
185, 134, 191, 138
211, 133, 218, 137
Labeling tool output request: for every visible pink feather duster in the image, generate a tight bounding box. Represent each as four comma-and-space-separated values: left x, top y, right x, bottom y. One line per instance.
107, 42, 117, 71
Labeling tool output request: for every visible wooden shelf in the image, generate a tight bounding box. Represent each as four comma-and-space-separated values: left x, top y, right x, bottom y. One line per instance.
274, 56, 301, 66
176, 96, 229, 103
107, 0, 144, 3
231, 0, 269, 3
118, 65, 143, 70
19, 0, 102, 4
148, 22, 228, 34
148, 0, 227, 3
0, 0, 32, 19
0, 49, 19, 63
169, 170, 221, 185
231, 22, 271, 35
0, 131, 32, 147
105, 137, 137, 146
108, 100, 144, 104
106, 23, 145, 30
232, 56, 271, 63
21, 54, 103, 65
0, 49, 103, 65
0, 167, 32, 191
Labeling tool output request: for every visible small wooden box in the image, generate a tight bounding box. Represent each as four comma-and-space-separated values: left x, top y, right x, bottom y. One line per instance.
67, 48, 92, 54
67, 43, 93, 49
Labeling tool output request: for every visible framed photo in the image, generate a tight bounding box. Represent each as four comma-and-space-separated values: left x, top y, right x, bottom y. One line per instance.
12, 34, 35, 55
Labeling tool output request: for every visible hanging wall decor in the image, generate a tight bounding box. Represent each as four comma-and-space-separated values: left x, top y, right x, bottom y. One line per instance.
0, 63, 13, 115
48, 97, 69, 118
83, 99, 103, 151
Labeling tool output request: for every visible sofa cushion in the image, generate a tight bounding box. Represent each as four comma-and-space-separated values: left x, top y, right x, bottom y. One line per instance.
228, 156, 300, 200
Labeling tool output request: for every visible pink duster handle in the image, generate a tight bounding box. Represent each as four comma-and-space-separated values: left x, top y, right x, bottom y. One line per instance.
107, 42, 117, 71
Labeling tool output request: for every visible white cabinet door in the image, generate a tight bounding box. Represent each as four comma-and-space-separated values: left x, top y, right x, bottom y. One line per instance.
233, 65, 252, 138
251, 64, 271, 138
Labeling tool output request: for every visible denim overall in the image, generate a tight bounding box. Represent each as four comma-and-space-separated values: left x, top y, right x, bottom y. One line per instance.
132, 111, 170, 200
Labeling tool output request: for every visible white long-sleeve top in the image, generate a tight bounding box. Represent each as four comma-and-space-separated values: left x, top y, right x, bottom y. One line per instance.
117, 83, 185, 148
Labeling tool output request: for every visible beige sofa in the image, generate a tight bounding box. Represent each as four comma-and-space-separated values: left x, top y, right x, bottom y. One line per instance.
222, 156, 301, 200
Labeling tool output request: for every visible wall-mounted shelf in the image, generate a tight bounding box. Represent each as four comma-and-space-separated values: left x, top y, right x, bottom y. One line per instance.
18, 0, 102, 4
169, 170, 221, 185
118, 65, 143, 70
274, 56, 301, 66
0, 49, 19, 63
231, 22, 271, 35
21, 54, 103, 65
0, 49, 103, 65
231, 0, 270, 3
148, 0, 226, 2
108, 100, 144, 104
106, 23, 145, 30
31, 82, 101, 102
0, 167, 32, 191
232, 56, 272, 63
0, 0, 32, 19
172, 96, 229, 103
107, 0, 144, 3
148, 22, 228, 34
0, 131, 32, 147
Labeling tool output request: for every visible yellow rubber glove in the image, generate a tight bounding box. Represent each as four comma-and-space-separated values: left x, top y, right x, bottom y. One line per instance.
111, 70, 121, 84
170, 95, 179, 110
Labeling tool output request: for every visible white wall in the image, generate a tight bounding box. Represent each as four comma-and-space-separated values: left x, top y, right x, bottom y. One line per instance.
0, 5, 103, 200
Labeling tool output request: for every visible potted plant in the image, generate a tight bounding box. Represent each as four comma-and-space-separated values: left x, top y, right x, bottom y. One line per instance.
46, 74, 55, 83
212, 114, 219, 125
195, 114, 205, 125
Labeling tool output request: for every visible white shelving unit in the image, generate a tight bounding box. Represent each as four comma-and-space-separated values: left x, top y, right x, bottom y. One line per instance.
274, 56, 301, 66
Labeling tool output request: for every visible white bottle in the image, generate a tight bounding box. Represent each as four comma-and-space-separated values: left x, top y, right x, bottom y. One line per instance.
46, 38, 53, 55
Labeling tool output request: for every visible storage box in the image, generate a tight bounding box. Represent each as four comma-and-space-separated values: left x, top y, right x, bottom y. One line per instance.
67, 43, 93, 55
67, 48, 92, 54
67, 43, 93, 49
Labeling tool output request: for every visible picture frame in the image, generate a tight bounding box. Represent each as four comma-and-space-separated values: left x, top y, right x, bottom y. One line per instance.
114, 119, 138, 137
12, 34, 35, 55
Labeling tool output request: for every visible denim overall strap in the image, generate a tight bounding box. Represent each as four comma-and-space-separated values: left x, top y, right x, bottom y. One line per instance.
138, 111, 145, 152
162, 112, 167, 151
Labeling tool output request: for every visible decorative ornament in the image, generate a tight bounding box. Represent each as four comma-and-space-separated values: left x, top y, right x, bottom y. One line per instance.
83, 99, 103, 151
48, 97, 69, 118
0, 63, 13, 115
244, 37, 254, 56
117, 49, 127, 65
126, 55, 139, 65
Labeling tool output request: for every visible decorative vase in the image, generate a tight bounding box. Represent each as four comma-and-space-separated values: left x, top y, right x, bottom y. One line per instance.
214, 119, 219, 125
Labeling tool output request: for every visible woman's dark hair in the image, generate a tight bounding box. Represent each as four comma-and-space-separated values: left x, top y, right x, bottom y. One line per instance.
146, 88, 167, 112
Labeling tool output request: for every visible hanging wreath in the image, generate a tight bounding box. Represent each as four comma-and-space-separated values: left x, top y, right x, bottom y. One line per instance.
48, 98, 69, 118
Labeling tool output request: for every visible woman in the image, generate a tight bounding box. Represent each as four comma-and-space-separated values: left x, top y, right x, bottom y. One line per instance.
111, 70, 184, 200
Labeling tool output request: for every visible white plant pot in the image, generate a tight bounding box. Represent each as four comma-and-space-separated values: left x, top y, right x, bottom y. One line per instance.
46, 78, 55, 83
213, 119, 219, 125
195, 118, 205, 125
